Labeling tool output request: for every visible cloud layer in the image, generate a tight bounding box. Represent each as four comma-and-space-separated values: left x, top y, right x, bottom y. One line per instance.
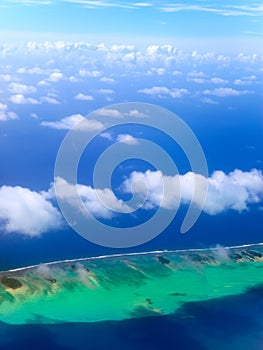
0, 168, 262, 237
122, 169, 263, 215
0, 41, 261, 124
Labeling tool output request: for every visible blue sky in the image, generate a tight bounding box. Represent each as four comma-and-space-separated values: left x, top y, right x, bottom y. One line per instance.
0, 0, 262, 52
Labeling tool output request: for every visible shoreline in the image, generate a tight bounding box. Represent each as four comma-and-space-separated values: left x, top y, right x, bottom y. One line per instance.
2, 242, 263, 274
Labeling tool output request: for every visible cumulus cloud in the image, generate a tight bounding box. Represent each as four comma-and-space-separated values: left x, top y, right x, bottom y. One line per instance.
54, 177, 131, 218
41, 114, 104, 131
150, 67, 166, 75
100, 132, 113, 141
126, 109, 148, 118
100, 131, 139, 145
187, 77, 227, 84
233, 76, 255, 86
2, 167, 260, 237
8, 82, 37, 94
205, 169, 263, 214
96, 108, 148, 119
116, 134, 139, 145
203, 87, 252, 97
100, 77, 115, 83
47, 71, 64, 82
172, 70, 182, 76
9, 94, 39, 104
17, 66, 49, 75
201, 97, 218, 104
40, 96, 60, 104
96, 108, 122, 118
0, 103, 18, 121
38, 80, 50, 86
138, 86, 188, 99
188, 71, 206, 78
0, 185, 62, 236
74, 93, 94, 101
122, 169, 263, 215
210, 77, 228, 84
187, 77, 205, 84
79, 70, 101, 78
0, 74, 13, 82
96, 88, 115, 95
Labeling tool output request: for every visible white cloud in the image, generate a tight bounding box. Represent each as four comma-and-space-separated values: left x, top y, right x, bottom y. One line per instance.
187, 72, 228, 84
8, 82, 37, 94
188, 71, 206, 77
0, 185, 62, 237
0, 74, 12, 82
210, 77, 228, 84
1, 103, 9, 111
68, 75, 80, 83
9, 94, 39, 104
0, 103, 18, 121
47, 71, 64, 82
126, 109, 148, 118
96, 108, 148, 119
151, 67, 166, 75
233, 79, 250, 86
38, 80, 50, 86
4, 167, 259, 238
116, 134, 139, 145
63, 0, 136, 9
100, 131, 140, 145
100, 132, 113, 141
106, 97, 114, 102
17, 66, 48, 75
40, 96, 60, 104
203, 87, 252, 97
7, 0, 52, 5
201, 97, 218, 105
54, 177, 131, 218
172, 70, 182, 76
133, 2, 152, 7
187, 77, 206, 84
96, 88, 115, 95
79, 69, 101, 78
41, 114, 104, 131
138, 86, 188, 99
122, 169, 263, 215
205, 169, 263, 214
96, 108, 122, 118
159, 4, 263, 17
245, 75, 257, 81
74, 93, 94, 101
100, 77, 115, 83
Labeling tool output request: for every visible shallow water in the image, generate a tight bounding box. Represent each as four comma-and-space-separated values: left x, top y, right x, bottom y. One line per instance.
1, 244, 263, 327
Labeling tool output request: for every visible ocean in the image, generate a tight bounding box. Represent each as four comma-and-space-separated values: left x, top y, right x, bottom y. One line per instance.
0, 95, 262, 349
1, 245, 263, 349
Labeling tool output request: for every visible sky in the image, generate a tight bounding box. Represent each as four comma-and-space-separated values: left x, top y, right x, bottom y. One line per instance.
0, 0, 262, 52
0, 0, 262, 266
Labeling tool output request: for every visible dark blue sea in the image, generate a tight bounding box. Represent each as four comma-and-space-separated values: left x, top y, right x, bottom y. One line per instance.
0, 97, 262, 270
1, 284, 263, 350
0, 97, 262, 349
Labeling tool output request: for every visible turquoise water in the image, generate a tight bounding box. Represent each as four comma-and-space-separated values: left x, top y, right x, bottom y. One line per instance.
1, 244, 263, 326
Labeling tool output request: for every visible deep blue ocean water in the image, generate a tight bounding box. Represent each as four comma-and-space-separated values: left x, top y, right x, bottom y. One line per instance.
0, 97, 262, 270
0, 96, 262, 350
1, 284, 263, 350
